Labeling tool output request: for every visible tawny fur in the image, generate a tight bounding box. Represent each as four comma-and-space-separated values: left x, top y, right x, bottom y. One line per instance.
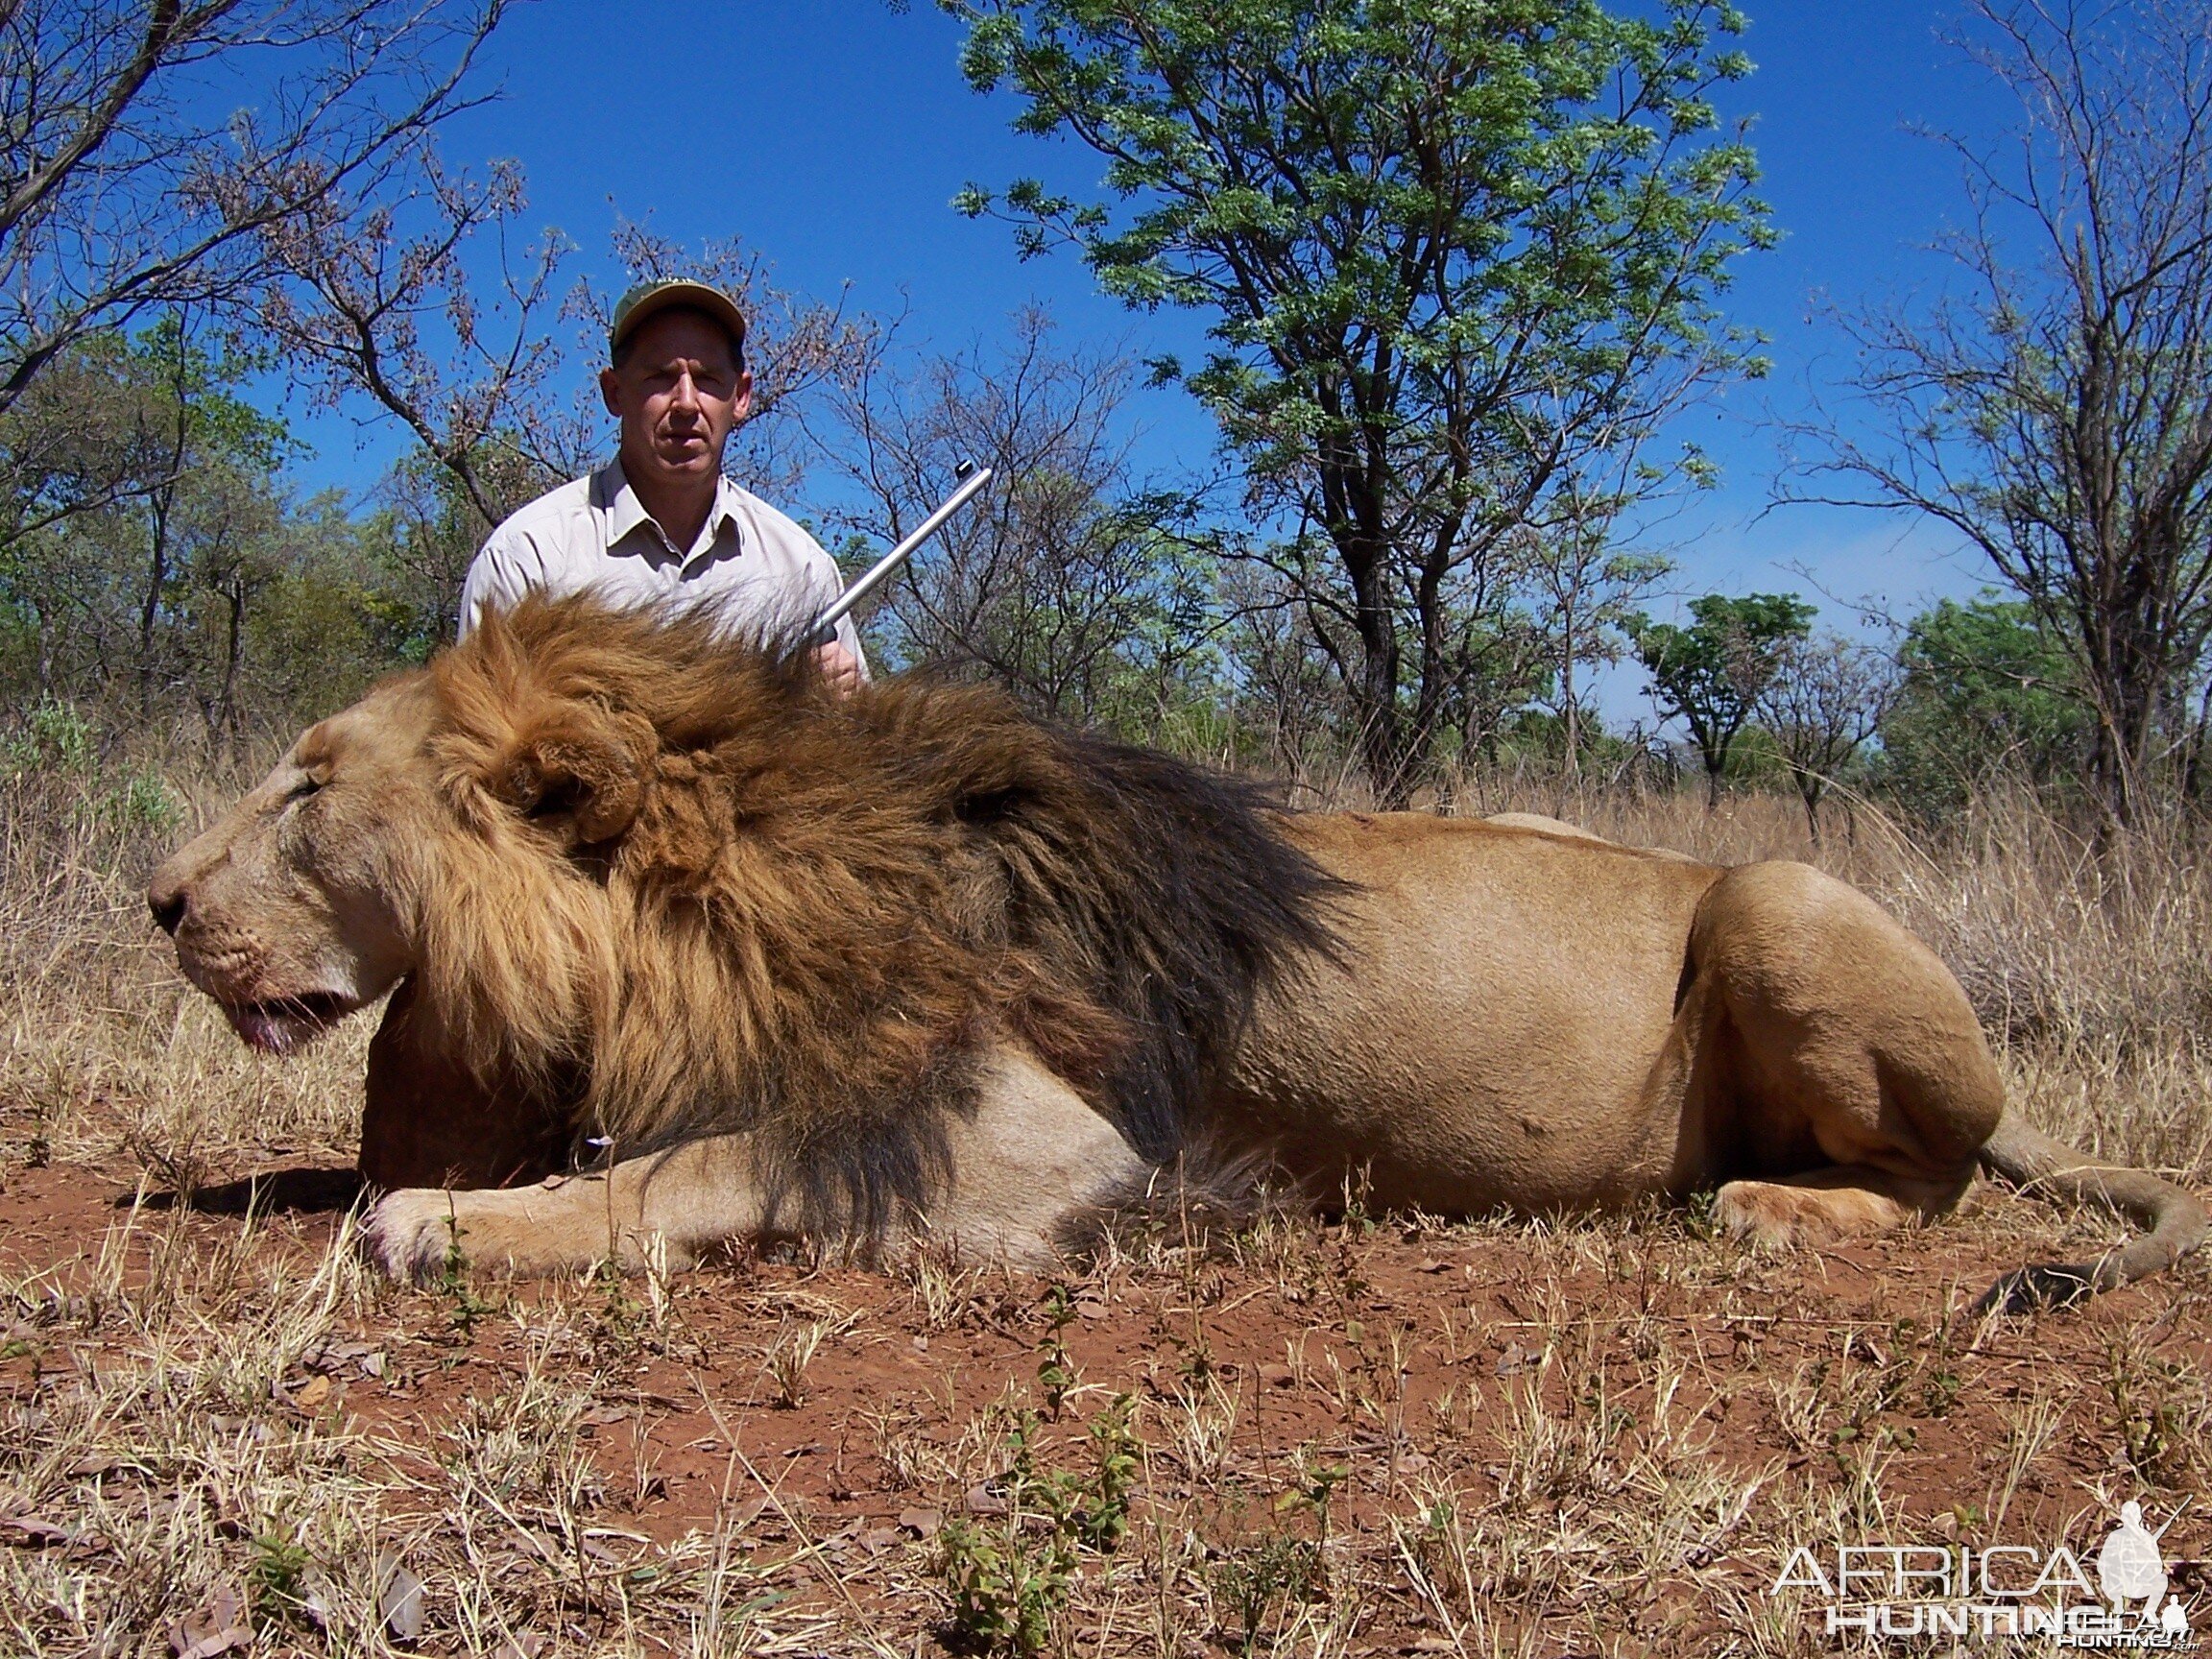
147, 598, 2205, 1305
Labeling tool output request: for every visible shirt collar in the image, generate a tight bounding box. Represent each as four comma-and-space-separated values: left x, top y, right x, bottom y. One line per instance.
597, 459, 743, 561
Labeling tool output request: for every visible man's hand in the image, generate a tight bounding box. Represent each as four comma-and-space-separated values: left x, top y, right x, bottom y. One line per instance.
813, 639, 863, 696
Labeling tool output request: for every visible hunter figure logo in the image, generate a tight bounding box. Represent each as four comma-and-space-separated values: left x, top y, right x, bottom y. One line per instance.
1769, 1498, 2197, 1647
2099, 1503, 2191, 1639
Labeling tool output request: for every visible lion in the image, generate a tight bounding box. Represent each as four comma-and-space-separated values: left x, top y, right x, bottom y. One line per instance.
147, 597, 2203, 1311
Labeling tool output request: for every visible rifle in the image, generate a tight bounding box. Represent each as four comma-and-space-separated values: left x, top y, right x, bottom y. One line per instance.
808, 460, 993, 647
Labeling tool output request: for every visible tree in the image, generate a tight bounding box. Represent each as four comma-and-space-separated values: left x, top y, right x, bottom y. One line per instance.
1630, 591, 1812, 806
255, 156, 571, 530
813, 308, 1216, 732
0, 331, 175, 556
1879, 593, 2089, 815
948, 0, 1771, 803
1522, 493, 1671, 779
0, 316, 286, 709
0, 0, 509, 420
175, 460, 284, 747
122, 317, 292, 717
1785, 0, 2212, 829
1214, 564, 1351, 775
366, 445, 549, 657
1756, 631, 1896, 841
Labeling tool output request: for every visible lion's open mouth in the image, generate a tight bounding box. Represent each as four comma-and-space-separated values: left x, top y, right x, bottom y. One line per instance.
223, 992, 358, 1055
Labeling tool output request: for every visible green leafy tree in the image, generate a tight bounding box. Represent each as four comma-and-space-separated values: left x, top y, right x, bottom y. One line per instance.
121, 318, 293, 717
1879, 595, 2089, 817
0, 317, 290, 711
1630, 591, 1812, 806
948, 0, 1772, 803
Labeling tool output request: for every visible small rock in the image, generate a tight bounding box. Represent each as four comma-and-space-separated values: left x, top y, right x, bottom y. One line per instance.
376, 1555, 425, 1644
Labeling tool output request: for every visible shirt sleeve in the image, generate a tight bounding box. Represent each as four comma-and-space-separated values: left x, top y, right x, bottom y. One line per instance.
791, 527, 870, 681
458, 529, 536, 639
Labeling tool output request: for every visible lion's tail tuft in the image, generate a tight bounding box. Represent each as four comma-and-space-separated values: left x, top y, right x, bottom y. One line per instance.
1972, 1114, 2206, 1315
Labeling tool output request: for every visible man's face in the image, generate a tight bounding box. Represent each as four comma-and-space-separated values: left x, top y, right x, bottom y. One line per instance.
598, 309, 752, 491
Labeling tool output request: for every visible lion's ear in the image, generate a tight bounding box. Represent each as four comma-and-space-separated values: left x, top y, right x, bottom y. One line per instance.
484, 705, 650, 846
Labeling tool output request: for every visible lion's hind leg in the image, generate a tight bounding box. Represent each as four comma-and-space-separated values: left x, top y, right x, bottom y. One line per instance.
1714, 1166, 1973, 1250
1693, 861, 2002, 1253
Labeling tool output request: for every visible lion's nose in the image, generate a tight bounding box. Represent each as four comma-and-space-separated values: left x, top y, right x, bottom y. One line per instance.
148, 879, 187, 936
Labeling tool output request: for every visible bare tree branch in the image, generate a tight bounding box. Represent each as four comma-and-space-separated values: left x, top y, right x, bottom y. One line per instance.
0, 0, 513, 419
1779, 0, 2212, 828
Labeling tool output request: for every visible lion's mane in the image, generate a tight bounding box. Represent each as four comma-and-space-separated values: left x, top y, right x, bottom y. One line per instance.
407, 596, 1343, 1235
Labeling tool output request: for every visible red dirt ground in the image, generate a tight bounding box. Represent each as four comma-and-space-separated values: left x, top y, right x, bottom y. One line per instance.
4, 1143, 2208, 1655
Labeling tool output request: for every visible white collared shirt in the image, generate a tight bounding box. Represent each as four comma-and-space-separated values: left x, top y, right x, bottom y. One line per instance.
459, 460, 867, 674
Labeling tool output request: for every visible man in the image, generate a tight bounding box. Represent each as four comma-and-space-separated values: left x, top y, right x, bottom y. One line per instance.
460, 278, 865, 690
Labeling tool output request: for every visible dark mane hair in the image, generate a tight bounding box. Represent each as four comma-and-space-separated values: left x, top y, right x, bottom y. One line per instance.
420, 595, 1345, 1238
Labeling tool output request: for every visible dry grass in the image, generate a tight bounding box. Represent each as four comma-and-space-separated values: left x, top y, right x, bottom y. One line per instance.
0, 743, 2208, 1655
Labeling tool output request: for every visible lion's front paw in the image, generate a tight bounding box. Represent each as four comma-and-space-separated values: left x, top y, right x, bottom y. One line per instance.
361, 1188, 468, 1284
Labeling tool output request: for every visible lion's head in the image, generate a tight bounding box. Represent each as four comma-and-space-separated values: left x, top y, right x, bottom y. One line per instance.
149, 674, 440, 1055
151, 597, 1340, 1229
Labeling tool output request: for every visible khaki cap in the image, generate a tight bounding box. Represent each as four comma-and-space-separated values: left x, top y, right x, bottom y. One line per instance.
609, 279, 747, 361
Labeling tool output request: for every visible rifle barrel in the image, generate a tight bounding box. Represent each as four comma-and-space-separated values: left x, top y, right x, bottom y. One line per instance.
811, 464, 994, 638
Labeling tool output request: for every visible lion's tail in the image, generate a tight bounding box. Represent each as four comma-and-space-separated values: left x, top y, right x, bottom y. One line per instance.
1973, 1113, 2206, 1313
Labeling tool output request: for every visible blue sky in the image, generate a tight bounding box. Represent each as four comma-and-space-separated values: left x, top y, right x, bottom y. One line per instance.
286, 1, 2022, 692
